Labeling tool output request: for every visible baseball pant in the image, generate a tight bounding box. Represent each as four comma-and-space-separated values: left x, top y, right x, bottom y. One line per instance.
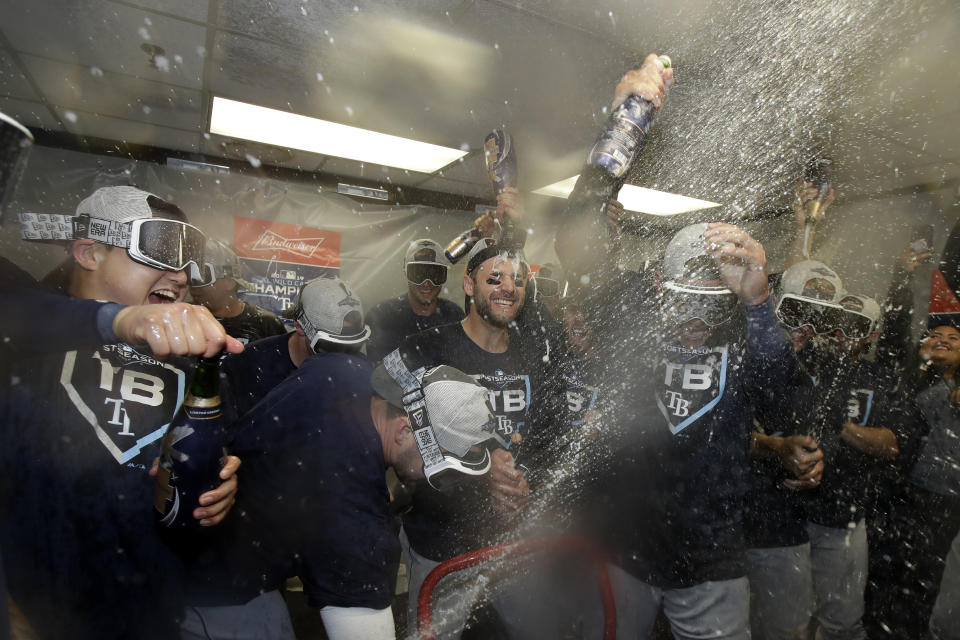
807, 520, 867, 640
746, 543, 813, 640
608, 563, 750, 640
179, 590, 296, 640
930, 530, 960, 640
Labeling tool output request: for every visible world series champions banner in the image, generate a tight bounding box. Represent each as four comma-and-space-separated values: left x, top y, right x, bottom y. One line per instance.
233, 216, 341, 317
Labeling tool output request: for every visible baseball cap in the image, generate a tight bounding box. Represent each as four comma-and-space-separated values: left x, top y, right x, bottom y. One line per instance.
780, 260, 844, 303
371, 363, 505, 457
283, 277, 371, 349
662, 223, 731, 294
76, 186, 159, 223
661, 223, 737, 327
404, 238, 448, 286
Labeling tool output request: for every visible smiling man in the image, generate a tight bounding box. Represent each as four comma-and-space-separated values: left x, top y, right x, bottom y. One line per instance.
364, 238, 464, 363
394, 238, 568, 639
1, 186, 239, 640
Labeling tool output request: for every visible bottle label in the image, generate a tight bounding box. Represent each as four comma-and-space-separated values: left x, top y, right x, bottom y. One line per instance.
483, 129, 518, 194
587, 96, 656, 178
184, 405, 222, 420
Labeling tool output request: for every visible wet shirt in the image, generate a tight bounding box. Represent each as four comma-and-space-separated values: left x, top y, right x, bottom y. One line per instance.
365, 295, 464, 363
218, 302, 287, 346
197, 353, 397, 610
1, 344, 192, 640
743, 379, 816, 549
219, 332, 296, 418
600, 297, 798, 588
804, 354, 901, 528
909, 378, 960, 498
397, 322, 553, 561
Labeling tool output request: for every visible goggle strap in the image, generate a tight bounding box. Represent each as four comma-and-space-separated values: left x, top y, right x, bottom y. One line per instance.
72, 214, 131, 248
19, 212, 78, 241
382, 350, 447, 474
18, 212, 131, 249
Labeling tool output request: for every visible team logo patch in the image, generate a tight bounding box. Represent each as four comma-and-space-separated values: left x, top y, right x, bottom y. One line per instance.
655, 344, 729, 435
846, 388, 874, 426
60, 346, 186, 465
472, 371, 531, 447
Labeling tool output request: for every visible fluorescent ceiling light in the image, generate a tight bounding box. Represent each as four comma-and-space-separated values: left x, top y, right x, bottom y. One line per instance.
533, 175, 722, 216
209, 96, 468, 173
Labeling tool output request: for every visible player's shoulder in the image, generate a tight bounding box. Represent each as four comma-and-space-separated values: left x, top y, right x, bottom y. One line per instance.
436, 297, 466, 319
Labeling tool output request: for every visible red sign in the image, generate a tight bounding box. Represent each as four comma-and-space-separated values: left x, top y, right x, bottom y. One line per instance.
930, 269, 960, 315
233, 216, 341, 267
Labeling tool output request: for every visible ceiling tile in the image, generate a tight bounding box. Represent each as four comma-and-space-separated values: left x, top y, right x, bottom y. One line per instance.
22, 55, 203, 131
430, 152, 489, 186
0, 96, 60, 130
0, 0, 206, 89
0, 50, 38, 100
55, 108, 200, 152
416, 175, 492, 200
110, 0, 209, 24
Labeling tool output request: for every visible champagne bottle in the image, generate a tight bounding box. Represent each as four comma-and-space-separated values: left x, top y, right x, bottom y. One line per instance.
800, 156, 831, 258
154, 356, 226, 529
563, 55, 671, 220
803, 157, 832, 225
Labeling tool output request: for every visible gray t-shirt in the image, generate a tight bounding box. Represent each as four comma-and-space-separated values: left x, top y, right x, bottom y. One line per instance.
910, 379, 960, 497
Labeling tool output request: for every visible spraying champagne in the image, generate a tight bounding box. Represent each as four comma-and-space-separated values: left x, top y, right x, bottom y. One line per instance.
800, 157, 832, 259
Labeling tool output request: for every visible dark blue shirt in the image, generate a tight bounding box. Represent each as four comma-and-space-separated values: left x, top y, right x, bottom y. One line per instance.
220, 332, 296, 418
397, 322, 558, 561
602, 298, 799, 588
365, 294, 464, 363
1, 344, 191, 640
194, 353, 398, 610
803, 353, 900, 528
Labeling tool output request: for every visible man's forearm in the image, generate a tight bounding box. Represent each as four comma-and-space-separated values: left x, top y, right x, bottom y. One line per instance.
840, 422, 899, 459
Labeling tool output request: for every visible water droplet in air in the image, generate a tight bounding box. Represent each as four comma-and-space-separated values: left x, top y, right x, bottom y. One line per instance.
245, 154, 262, 168
62, 110, 78, 123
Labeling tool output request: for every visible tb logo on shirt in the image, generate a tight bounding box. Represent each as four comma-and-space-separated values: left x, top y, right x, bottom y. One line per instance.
61, 345, 186, 466
655, 345, 729, 435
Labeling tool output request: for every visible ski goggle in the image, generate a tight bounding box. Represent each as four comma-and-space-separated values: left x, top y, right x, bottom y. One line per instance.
534, 276, 562, 298
69, 214, 208, 284
775, 294, 875, 339
406, 262, 448, 286
190, 261, 245, 288
662, 282, 739, 328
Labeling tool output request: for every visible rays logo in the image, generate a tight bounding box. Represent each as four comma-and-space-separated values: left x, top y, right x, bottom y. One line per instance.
655, 345, 729, 435
847, 388, 874, 425
252, 230, 326, 259
60, 347, 186, 466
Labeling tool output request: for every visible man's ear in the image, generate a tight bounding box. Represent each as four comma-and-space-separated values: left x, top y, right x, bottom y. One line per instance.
394, 414, 411, 446
72, 239, 103, 271
463, 271, 474, 297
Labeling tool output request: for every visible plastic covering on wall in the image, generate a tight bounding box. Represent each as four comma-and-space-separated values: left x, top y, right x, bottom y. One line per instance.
0, 145, 556, 312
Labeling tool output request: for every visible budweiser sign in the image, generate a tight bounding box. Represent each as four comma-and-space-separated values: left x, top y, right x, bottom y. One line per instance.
252, 229, 326, 259
233, 216, 341, 268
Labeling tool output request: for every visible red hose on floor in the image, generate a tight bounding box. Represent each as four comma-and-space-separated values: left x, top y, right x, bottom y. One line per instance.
416, 536, 616, 640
